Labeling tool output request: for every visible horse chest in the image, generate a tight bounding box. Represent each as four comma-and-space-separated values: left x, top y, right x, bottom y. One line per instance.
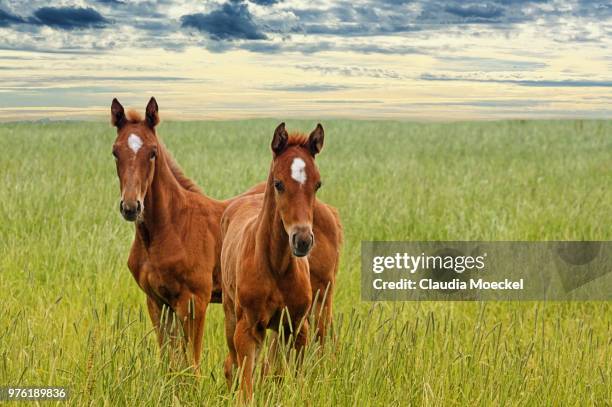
275, 269, 312, 321
133, 257, 187, 305
263, 287, 310, 331
282, 287, 310, 316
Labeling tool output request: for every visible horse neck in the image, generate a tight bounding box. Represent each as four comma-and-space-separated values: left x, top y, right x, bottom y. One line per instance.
140, 144, 186, 234
255, 170, 293, 275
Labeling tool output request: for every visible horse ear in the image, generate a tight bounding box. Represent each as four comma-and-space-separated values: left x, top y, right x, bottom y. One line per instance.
145, 97, 159, 128
271, 122, 288, 156
111, 98, 126, 128
307, 123, 324, 156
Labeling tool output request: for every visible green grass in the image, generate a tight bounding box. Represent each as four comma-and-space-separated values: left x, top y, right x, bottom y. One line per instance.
0, 119, 610, 406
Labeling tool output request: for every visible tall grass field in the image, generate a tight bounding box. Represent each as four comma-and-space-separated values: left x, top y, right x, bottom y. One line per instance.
0, 119, 610, 405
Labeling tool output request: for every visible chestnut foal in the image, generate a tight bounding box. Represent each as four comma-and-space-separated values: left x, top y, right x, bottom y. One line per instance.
111, 97, 228, 372
221, 123, 329, 399
240, 186, 342, 345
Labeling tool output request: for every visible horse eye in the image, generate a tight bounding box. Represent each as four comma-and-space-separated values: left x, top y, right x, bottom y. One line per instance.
315, 181, 322, 191
112, 150, 118, 160
149, 150, 157, 160
274, 180, 284, 192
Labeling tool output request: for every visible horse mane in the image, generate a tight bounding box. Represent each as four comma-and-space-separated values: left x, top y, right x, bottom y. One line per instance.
126, 110, 142, 123
159, 141, 203, 194
287, 132, 309, 148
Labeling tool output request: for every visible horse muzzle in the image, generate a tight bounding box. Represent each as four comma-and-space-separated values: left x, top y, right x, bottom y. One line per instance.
120, 199, 142, 222
290, 226, 314, 257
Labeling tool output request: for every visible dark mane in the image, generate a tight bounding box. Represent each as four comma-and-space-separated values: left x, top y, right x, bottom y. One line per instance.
159, 141, 202, 194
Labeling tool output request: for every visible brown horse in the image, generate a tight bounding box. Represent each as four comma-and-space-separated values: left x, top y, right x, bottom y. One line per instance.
111, 97, 233, 372
242, 187, 342, 344
221, 123, 337, 399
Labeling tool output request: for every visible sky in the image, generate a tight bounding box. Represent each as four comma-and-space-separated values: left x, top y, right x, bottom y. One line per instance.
0, 0, 610, 121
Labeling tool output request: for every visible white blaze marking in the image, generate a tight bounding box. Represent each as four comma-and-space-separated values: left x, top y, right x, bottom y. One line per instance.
291, 157, 307, 185
128, 134, 143, 154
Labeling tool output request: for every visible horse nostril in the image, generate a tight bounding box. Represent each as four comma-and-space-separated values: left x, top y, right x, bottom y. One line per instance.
291, 233, 297, 248
297, 236, 311, 252
136, 200, 142, 212
119, 200, 124, 212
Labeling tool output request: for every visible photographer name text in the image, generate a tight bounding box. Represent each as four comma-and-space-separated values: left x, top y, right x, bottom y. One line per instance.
371, 253, 524, 291
373, 278, 524, 290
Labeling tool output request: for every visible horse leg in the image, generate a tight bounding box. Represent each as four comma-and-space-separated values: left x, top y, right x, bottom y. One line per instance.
294, 318, 309, 368
189, 297, 208, 376
234, 317, 264, 401
320, 285, 334, 345
176, 294, 208, 376
277, 314, 310, 374
312, 280, 334, 345
262, 331, 280, 378
147, 298, 178, 356
146, 302, 182, 368
146, 296, 164, 347
163, 307, 184, 368
223, 298, 238, 389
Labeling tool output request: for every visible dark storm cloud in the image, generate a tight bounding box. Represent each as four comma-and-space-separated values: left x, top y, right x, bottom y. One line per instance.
264, 0, 571, 40
248, 0, 281, 5
290, 4, 421, 36
415, 0, 553, 26
0, 0, 609, 55
0, 8, 24, 26
444, 4, 504, 20
32, 7, 109, 30
241, 41, 283, 53
219, 0, 610, 43
494, 0, 547, 4
181, 2, 266, 40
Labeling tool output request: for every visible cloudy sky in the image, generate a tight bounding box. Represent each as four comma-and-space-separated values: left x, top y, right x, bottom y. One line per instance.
0, 0, 610, 121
